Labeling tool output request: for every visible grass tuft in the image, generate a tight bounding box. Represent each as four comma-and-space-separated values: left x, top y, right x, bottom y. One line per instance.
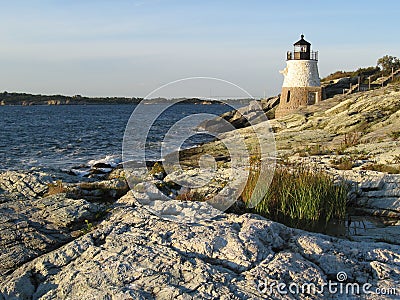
330, 157, 354, 170
242, 164, 348, 230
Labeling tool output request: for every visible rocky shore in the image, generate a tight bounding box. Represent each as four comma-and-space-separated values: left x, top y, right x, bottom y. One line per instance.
1, 82, 400, 299
1, 190, 400, 299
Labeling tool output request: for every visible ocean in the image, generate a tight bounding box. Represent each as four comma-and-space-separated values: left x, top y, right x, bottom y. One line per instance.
0, 104, 234, 174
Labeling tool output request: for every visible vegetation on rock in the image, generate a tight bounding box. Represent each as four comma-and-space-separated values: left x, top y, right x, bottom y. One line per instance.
321, 54, 400, 83
322, 66, 380, 82
0, 91, 143, 105
330, 156, 354, 170
362, 163, 400, 174
377, 55, 400, 75
46, 180, 65, 196
241, 163, 348, 230
175, 189, 206, 202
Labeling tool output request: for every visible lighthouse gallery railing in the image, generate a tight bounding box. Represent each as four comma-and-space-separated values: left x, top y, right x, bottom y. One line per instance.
286, 51, 318, 61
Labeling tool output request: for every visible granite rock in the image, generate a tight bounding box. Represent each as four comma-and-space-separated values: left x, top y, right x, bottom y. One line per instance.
0, 171, 49, 201
0, 192, 399, 299
0, 171, 110, 276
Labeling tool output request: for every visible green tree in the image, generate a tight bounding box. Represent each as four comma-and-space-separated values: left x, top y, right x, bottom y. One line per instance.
377, 55, 400, 75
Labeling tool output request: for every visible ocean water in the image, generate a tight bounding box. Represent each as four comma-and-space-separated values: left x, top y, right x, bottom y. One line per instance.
0, 104, 234, 173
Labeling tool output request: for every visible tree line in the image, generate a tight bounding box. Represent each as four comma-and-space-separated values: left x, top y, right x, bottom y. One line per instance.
0, 92, 143, 105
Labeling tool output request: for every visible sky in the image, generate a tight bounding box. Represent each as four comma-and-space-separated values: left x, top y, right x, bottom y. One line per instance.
0, 0, 399, 98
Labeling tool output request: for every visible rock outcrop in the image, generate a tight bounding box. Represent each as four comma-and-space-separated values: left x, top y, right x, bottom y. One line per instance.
199, 96, 280, 132
0, 171, 49, 201
1, 192, 399, 299
0, 171, 129, 276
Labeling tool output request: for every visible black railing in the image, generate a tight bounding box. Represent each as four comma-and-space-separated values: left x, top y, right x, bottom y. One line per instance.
286, 50, 318, 61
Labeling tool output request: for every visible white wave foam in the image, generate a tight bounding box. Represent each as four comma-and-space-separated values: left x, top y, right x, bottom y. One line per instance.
87, 155, 121, 168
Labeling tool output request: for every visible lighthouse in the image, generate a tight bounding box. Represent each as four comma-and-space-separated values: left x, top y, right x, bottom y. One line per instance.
275, 35, 322, 118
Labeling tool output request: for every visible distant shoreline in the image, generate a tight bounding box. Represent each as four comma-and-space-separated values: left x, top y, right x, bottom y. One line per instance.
0, 92, 253, 106
0, 92, 142, 106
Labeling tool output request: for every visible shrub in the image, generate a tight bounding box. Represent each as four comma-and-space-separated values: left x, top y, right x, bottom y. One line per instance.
377, 55, 400, 76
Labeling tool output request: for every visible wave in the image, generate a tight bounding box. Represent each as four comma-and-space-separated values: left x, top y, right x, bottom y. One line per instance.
87, 155, 122, 168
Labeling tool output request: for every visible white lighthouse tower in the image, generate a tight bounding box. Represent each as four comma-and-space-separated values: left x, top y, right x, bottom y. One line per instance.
275, 34, 322, 118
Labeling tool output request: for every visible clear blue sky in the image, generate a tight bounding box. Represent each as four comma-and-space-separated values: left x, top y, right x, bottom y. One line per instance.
0, 0, 399, 98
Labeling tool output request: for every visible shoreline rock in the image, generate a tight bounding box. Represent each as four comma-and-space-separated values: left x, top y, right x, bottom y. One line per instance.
1, 192, 399, 299
0, 170, 128, 276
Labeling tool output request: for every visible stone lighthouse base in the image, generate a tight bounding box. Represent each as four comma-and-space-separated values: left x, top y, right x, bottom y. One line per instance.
275, 86, 323, 118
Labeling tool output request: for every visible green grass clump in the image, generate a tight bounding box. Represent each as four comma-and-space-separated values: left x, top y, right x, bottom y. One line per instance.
243, 165, 348, 230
